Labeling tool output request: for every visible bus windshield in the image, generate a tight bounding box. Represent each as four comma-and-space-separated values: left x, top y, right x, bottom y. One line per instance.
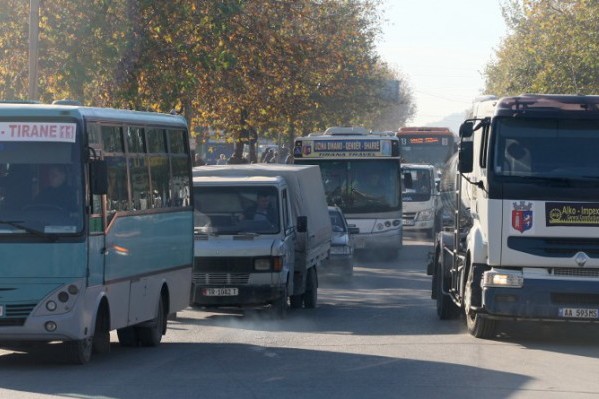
311, 159, 401, 213
0, 141, 83, 235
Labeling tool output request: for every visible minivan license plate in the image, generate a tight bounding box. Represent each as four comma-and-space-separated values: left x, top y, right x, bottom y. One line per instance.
203, 288, 238, 297
559, 307, 599, 319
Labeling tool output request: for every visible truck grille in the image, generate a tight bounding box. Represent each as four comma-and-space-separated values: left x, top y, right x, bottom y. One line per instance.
508, 237, 599, 258
551, 293, 599, 306
193, 273, 250, 285
553, 268, 599, 278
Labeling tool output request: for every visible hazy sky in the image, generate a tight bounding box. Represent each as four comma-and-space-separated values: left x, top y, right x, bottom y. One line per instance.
376, 0, 508, 129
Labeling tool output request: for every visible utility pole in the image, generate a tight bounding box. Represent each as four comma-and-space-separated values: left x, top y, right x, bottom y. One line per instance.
28, 0, 40, 101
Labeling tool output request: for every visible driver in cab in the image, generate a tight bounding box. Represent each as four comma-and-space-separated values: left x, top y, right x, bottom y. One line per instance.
33, 164, 77, 212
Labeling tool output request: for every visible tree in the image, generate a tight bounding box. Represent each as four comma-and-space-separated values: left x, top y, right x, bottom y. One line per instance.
485, 0, 599, 96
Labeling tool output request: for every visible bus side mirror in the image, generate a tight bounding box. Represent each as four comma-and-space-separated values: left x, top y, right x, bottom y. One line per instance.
403, 173, 413, 189
458, 141, 474, 174
297, 216, 307, 233
91, 159, 108, 195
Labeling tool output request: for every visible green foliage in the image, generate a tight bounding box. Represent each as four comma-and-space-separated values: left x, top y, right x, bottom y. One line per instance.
486, 0, 599, 96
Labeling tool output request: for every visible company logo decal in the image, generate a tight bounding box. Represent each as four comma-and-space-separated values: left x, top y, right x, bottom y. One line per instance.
546, 202, 599, 227
512, 201, 533, 233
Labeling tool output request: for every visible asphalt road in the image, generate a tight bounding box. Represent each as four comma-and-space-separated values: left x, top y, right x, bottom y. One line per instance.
1, 233, 599, 398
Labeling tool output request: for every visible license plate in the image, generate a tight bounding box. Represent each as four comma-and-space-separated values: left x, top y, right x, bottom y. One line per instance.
0, 305, 3, 317
202, 288, 238, 296
403, 219, 415, 226
559, 307, 599, 319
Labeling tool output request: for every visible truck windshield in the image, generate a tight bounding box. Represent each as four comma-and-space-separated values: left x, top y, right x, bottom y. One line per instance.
0, 142, 83, 235
193, 186, 280, 235
402, 168, 432, 202
493, 118, 599, 181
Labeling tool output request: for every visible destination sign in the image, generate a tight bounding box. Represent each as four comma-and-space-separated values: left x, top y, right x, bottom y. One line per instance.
0, 122, 77, 143
296, 139, 393, 158
399, 137, 448, 146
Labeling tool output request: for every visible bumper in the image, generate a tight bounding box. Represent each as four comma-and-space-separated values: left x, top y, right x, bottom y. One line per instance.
190, 284, 285, 307
402, 219, 434, 232
353, 229, 401, 250
482, 278, 599, 322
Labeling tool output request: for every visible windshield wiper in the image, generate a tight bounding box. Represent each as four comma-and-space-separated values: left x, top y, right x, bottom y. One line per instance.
0, 220, 56, 240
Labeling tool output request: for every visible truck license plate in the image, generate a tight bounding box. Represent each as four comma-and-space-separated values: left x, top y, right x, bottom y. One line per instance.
203, 288, 238, 297
559, 307, 599, 319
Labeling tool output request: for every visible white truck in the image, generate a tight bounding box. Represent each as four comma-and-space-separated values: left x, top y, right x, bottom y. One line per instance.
191, 164, 331, 316
401, 163, 442, 238
431, 94, 599, 338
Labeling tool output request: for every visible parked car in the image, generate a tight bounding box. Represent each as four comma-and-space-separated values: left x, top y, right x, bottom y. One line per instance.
324, 206, 357, 278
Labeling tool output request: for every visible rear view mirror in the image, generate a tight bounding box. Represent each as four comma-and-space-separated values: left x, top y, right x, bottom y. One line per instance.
91, 159, 108, 195
297, 216, 307, 233
459, 120, 474, 138
458, 141, 474, 174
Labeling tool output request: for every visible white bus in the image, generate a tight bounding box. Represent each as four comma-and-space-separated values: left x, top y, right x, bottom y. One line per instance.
0, 102, 193, 364
293, 127, 402, 259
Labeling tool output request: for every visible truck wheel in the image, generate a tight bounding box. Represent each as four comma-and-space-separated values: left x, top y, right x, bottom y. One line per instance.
289, 295, 303, 309
465, 267, 496, 338
435, 262, 460, 320
303, 268, 318, 309
271, 287, 288, 318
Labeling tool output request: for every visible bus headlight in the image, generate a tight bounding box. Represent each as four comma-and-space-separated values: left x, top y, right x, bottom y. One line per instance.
416, 210, 434, 221
483, 269, 523, 288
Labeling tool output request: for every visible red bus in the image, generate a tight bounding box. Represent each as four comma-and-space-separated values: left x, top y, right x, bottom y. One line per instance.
396, 127, 457, 170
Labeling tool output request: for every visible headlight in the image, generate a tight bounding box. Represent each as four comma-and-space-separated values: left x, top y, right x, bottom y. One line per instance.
483, 269, 523, 288
416, 209, 434, 221
254, 258, 271, 271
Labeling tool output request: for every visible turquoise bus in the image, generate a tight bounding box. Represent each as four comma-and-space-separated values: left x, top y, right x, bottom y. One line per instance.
0, 103, 193, 363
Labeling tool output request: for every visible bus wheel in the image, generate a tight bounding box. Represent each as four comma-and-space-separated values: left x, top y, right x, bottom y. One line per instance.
303, 268, 318, 309
138, 296, 165, 347
92, 307, 110, 354
66, 337, 92, 365
117, 327, 139, 347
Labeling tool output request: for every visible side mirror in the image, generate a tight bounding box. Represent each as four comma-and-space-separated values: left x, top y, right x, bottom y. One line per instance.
90, 159, 108, 195
459, 120, 474, 138
348, 226, 360, 235
458, 141, 474, 174
297, 216, 307, 233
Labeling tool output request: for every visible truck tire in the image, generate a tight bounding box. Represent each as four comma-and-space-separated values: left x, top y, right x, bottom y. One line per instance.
435, 262, 460, 320
303, 268, 318, 308
290, 295, 303, 309
465, 266, 496, 338
271, 286, 288, 318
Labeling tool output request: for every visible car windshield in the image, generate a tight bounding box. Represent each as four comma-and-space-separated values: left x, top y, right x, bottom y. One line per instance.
193, 186, 280, 235
402, 168, 432, 201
